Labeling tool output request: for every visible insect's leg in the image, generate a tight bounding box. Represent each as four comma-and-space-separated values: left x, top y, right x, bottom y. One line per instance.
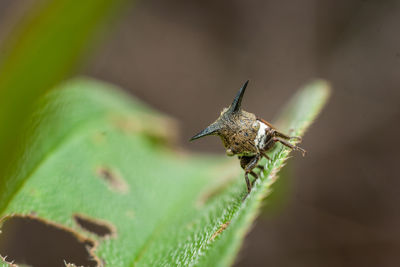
239, 156, 251, 170
256, 165, 264, 171
240, 156, 254, 193
244, 154, 261, 193
251, 170, 262, 186
256, 163, 267, 178
244, 172, 251, 193
249, 170, 258, 179
273, 130, 302, 142
274, 138, 306, 156
289, 136, 302, 141
240, 155, 261, 193
242, 173, 252, 201
260, 151, 271, 161
248, 170, 260, 186
245, 154, 260, 173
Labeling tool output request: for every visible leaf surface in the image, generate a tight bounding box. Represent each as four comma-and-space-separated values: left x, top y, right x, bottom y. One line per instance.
0, 78, 329, 266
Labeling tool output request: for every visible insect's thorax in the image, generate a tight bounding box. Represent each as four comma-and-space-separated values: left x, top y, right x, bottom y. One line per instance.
218, 111, 272, 156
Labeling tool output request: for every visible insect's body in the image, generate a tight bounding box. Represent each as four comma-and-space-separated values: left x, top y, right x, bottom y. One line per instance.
217, 109, 259, 156
190, 81, 305, 195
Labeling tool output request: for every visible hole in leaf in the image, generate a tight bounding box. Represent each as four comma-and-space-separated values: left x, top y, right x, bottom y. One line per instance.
73, 214, 115, 238
0, 215, 100, 267
96, 166, 128, 193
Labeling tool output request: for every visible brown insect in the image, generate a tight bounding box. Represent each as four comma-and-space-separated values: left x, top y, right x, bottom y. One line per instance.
190, 81, 305, 194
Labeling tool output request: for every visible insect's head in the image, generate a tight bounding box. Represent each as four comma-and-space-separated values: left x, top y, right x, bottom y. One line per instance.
190, 80, 250, 142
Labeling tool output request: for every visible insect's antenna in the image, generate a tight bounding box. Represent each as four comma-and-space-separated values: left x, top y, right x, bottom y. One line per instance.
227, 80, 249, 114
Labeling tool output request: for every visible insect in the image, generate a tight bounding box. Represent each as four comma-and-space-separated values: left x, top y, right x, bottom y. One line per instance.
190, 81, 306, 194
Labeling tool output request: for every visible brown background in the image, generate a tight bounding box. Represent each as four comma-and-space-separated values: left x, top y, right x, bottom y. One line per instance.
2, 1, 400, 266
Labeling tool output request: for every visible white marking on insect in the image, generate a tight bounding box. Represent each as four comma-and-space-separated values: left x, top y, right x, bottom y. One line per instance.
254, 120, 269, 149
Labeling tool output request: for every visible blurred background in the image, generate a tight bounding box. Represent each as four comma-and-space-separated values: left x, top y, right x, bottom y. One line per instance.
1, 0, 399, 266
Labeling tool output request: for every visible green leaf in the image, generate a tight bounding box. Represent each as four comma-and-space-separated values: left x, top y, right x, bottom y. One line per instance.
0, 78, 329, 266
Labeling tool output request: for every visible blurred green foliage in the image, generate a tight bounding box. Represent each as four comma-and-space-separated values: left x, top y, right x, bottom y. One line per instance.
0, 0, 127, 203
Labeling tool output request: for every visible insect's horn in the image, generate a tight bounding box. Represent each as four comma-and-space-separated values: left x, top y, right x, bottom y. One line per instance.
227, 80, 249, 114
189, 122, 220, 141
